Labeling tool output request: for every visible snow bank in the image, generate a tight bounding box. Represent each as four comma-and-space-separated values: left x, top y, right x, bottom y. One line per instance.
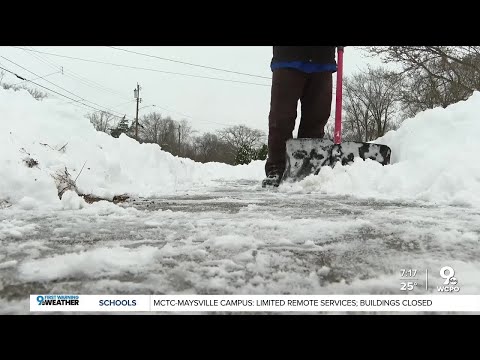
0, 88, 264, 209
281, 92, 480, 207
2, 85, 480, 209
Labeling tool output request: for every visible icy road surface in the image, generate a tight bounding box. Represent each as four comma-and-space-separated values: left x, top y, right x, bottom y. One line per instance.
1, 180, 480, 314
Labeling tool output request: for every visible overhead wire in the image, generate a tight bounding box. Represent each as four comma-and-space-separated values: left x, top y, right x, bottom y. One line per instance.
6, 47, 271, 129
11, 47, 271, 87
0, 64, 134, 121
106, 46, 271, 79
0, 55, 128, 117
20, 47, 134, 101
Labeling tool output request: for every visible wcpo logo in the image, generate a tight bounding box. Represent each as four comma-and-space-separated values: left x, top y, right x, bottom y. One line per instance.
36, 295, 80, 306
437, 266, 460, 292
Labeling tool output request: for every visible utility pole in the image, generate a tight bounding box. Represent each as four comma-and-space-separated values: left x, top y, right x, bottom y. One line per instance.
177, 125, 181, 155
134, 83, 141, 141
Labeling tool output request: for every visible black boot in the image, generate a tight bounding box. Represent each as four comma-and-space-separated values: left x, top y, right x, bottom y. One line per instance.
262, 166, 284, 188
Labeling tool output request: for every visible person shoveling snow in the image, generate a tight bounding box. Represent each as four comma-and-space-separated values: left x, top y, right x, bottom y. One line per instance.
262, 46, 391, 188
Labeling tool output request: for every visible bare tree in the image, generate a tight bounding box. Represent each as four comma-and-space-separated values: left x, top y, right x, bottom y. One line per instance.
342, 66, 402, 142
366, 46, 480, 116
217, 125, 265, 157
140, 112, 163, 144
163, 116, 180, 154
177, 119, 195, 157
139, 113, 195, 156
87, 111, 115, 133
343, 74, 373, 142
192, 132, 235, 164
194, 133, 220, 162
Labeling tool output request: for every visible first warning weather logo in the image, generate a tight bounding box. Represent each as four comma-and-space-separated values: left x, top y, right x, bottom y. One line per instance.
37, 295, 80, 306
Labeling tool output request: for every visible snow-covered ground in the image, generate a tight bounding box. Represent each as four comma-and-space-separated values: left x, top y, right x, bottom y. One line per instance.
2, 181, 480, 314
1, 87, 480, 314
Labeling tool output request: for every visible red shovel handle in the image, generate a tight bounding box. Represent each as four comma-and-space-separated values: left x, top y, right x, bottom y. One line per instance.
334, 46, 344, 144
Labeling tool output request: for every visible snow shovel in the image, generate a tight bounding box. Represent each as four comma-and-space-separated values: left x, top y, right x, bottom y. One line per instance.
281, 46, 392, 183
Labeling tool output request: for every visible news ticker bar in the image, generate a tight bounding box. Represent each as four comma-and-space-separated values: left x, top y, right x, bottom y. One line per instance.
31, 295, 480, 312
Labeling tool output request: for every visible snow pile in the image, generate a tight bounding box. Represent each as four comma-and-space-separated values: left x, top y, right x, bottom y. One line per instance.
2, 85, 480, 209
281, 92, 480, 206
0, 88, 264, 209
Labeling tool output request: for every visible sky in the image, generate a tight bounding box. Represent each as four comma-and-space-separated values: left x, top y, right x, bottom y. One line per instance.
0, 46, 386, 135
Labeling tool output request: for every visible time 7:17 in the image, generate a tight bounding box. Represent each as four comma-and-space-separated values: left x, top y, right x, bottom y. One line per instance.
400, 269, 417, 277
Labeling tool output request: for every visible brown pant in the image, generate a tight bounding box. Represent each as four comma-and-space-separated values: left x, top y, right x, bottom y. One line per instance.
265, 68, 333, 175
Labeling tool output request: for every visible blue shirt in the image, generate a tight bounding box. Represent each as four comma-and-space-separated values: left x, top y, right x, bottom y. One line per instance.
271, 61, 337, 73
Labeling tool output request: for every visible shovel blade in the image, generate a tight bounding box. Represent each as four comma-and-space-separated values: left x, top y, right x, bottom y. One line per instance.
282, 138, 334, 181
282, 138, 392, 183
331, 141, 391, 167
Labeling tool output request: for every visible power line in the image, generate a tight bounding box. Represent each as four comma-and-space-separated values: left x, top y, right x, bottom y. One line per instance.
4, 60, 233, 130
0, 55, 127, 117
3, 54, 125, 114
107, 46, 271, 80
21, 47, 132, 100
3, 60, 228, 131
16, 48, 262, 126
63, 69, 132, 99
0, 64, 133, 121
24, 48, 61, 73
1, 56, 83, 100
11, 47, 270, 87
2, 51, 251, 131
111, 99, 136, 109
142, 101, 230, 128
63, 99, 135, 110
11, 70, 61, 86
